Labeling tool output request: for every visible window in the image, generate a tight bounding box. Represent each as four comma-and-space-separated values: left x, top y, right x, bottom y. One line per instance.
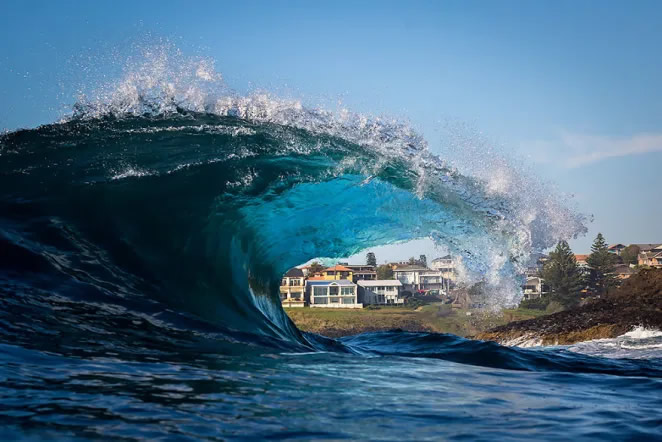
281, 279, 287, 286
314, 297, 328, 304
313, 286, 327, 297
329, 297, 340, 303
329, 286, 339, 295
341, 287, 354, 295
342, 297, 355, 304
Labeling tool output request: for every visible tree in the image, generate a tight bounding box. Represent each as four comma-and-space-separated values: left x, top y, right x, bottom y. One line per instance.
419, 254, 427, 268
620, 245, 640, 266
366, 252, 377, 267
376, 264, 394, 280
308, 261, 324, 276
408, 256, 417, 265
540, 240, 584, 306
587, 233, 617, 296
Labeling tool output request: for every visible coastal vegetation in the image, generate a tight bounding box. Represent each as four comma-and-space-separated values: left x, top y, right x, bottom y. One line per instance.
478, 268, 662, 345
522, 232, 629, 312
285, 304, 546, 338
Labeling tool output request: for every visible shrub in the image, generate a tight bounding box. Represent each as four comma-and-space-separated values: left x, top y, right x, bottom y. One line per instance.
545, 300, 565, 314
519, 297, 550, 310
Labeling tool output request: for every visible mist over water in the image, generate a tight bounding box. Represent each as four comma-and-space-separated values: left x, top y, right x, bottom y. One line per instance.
1, 44, 658, 440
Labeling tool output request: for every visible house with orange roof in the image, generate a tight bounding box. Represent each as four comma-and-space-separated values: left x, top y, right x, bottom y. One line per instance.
574, 254, 590, 269
320, 265, 354, 281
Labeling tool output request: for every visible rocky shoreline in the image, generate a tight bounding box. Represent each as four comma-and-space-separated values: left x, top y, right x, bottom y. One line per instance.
477, 269, 662, 345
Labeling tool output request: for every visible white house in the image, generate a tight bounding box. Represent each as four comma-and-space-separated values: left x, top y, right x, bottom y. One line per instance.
521, 276, 545, 300
305, 279, 362, 308
357, 280, 403, 305
280, 268, 305, 307
393, 266, 445, 293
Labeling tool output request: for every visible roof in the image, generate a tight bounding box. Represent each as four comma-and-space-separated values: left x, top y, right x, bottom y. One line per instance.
353, 270, 376, 275
393, 265, 429, 272
524, 277, 541, 284
324, 265, 352, 272
284, 268, 304, 277
306, 279, 356, 287
574, 254, 589, 261
608, 244, 626, 250
612, 264, 635, 275
632, 244, 662, 252
432, 255, 452, 262
357, 280, 403, 287
307, 276, 326, 281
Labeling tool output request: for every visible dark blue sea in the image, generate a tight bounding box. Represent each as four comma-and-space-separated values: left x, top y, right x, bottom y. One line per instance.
1, 52, 661, 439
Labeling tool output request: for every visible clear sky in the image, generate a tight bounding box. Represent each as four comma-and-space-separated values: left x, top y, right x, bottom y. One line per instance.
2, 1, 660, 262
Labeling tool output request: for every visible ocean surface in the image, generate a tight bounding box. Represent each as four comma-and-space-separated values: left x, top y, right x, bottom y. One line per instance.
1, 49, 661, 440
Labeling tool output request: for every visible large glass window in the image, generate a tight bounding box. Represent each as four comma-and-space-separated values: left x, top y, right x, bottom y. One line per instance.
329, 286, 339, 295
341, 287, 354, 295
314, 297, 328, 304
313, 286, 327, 297
342, 297, 355, 304
329, 297, 340, 303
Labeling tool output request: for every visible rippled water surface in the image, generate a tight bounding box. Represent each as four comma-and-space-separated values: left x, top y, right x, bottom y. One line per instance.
2, 335, 661, 441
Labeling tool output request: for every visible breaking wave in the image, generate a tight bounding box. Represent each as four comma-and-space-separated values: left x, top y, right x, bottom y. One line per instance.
0, 45, 590, 350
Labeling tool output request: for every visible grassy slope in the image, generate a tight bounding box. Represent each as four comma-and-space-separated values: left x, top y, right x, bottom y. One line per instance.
285, 304, 547, 338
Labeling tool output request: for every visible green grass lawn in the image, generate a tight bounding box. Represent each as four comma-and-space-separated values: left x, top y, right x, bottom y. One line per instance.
285, 303, 548, 338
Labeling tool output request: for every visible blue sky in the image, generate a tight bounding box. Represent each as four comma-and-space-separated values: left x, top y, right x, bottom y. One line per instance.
2, 1, 660, 261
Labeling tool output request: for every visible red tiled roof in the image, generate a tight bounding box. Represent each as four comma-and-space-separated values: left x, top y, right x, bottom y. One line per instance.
324, 265, 352, 272
307, 276, 326, 280
575, 254, 589, 261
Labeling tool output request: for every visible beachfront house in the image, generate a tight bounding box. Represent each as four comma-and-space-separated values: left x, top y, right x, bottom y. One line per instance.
574, 254, 590, 269
521, 276, 545, 300
342, 264, 377, 283
320, 265, 354, 281
280, 268, 306, 307
357, 280, 403, 305
393, 265, 445, 293
612, 264, 635, 280
638, 244, 662, 268
430, 255, 457, 291
305, 279, 362, 308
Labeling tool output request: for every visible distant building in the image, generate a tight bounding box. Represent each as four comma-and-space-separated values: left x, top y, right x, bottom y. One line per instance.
280, 268, 306, 308
574, 254, 590, 269
608, 244, 626, 256
521, 276, 545, 300
612, 264, 636, 280
430, 255, 455, 277
357, 280, 403, 305
343, 264, 377, 283
393, 266, 445, 293
305, 279, 362, 308
638, 244, 662, 268
321, 265, 354, 281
